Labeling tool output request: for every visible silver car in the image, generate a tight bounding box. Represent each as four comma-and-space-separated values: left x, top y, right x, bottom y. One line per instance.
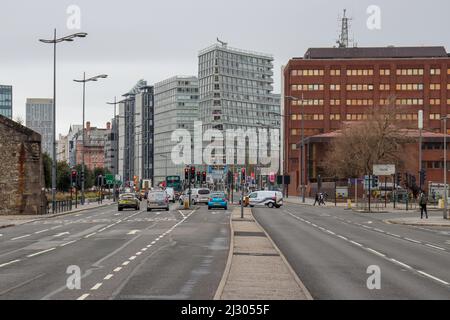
147, 191, 170, 211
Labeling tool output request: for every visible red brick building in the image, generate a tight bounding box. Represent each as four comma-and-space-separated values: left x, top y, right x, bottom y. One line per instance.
283, 46, 450, 195
75, 121, 111, 171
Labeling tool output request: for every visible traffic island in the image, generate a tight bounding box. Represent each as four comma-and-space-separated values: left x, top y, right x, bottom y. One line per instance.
385, 216, 450, 227
214, 207, 312, 300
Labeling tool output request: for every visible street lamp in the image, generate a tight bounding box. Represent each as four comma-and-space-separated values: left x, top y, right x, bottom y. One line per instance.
39, 29, 87, 213
74, 73, 108, 205
440, 115, 449, 219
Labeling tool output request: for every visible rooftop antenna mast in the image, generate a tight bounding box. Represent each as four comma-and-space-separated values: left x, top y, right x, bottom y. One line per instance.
336, 9, 351, 48
217, 37, 228, 47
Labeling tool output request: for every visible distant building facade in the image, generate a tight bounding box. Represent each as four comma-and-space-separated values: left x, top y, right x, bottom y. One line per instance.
153, 76, 199, 185
26, 98, 53, 156
0, 85, 13, 119
74, 121, 110, 171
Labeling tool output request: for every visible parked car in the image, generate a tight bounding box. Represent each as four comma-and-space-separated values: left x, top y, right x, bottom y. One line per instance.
165, 187, 176, 203
208, 191, 228, 210
247, 190, 283, 208
147, 190, 170, 211
191, 188, 211, 205
118, 193, 140, 211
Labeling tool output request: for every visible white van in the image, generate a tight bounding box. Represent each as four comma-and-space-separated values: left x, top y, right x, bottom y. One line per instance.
191, 188, 211, 204
248, 190, 283, 208
165, 187, 175, 203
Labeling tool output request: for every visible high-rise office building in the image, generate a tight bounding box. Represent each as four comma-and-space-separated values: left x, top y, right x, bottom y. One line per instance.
0, 85, 13, 119
153, 76, 199, 185
26, 98, 53, 155
198, 42, 280, 177
117, 80, 155, 185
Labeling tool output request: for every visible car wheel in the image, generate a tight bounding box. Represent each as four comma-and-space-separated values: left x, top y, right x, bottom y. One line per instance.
224, 206, 227, 210
267, 202, 274, 208
166, 207, 169, 211
118, 208, 123, 211
208, 207, 211, 210
147, 208, 151, 212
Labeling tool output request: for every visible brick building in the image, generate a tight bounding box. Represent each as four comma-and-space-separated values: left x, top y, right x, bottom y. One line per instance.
0, 114, 44, 215
75, 121, 111, 171
283, 46, 450, 195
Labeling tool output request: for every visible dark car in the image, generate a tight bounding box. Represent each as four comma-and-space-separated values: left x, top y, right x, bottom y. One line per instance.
118, 193, 140, 211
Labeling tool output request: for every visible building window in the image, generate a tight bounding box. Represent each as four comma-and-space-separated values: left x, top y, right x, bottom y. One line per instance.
291, 129, 298, 135
330, 84, 340, 91
429, 113, 441, 120
430, 83, 441, 90
330, 69, 341, 76
396, 68, 424, 76
346, 84, 374, 91
430, 68, 441, 75
291, 144, 297, 150
330, 99, 340, 105
430, 99, 441, 105
380, 69, 391, 76
395, 83, 424, 91
395, 98, 423, 105
346, 69, 374, 76
330, 114, 341, 120
379, 84, 390, 91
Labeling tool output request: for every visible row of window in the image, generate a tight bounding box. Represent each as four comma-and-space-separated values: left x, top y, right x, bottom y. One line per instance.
395, 83, 424, 91
346, 84, 374, 91
291, 99, 324, 106
290, 68, 450, 78
291, 83, 450, 91
346, 99, 374, 106
287, 112, 450, 122
287, 98, 450, 106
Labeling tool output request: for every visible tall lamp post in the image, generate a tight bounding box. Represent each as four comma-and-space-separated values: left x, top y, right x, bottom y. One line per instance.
440, 115, 449, 219
39, 30, 87, 213
74, 73, 108, 205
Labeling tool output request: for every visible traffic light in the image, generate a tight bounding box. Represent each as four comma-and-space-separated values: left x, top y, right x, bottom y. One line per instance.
395, 172, 401, 186
185, 167, 189, 180
133, 176, 139, 189
372, 175, 379, 188
80, 171, 85, 182
419, 169, 426, 187
202, 171, 207, 183
190, 166, 196, 183
196, 171, 201, 183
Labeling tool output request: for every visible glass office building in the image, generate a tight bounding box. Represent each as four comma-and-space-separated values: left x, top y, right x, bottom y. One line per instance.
26, 98, 54, 155
0, 85, 13, 119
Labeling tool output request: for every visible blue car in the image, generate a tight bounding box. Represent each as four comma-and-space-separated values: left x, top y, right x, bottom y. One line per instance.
208, 192, 228, 210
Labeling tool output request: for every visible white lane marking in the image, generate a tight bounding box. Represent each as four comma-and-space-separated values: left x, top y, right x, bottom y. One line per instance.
417, 271, 449, 285
84, 233, 96, 238
90, 283, 102, 290
104, 274, 114, 280
390, 259, 412, 269
374, 228, 385, 233
425, 244, 446, 251
326, 230, 336, 235
0, 259, 21, 268
11, 234, 31, 240
54, 232, 70, 238
113, 267, 122, 272
350, 241, 363, 247
127, 230, 140, 235
178, 210, 185, 218
122, 261, 130, 266
27, 247, 56, 257
0, 234, 2, 237
77, 294, 90, 300
405, 237, 421, 244
151, 241, 156, 244
142, 248, 148, 251
50, 225, 62, 230
129, 256, 136, 260
75, 214, 81, 217
312, 224, 317, 227
337, 235, 348, 241
366, 248, 386, 257
387, 233, 401, 238
60, 240, 77, 247
35, 229, 49, 234
367, 221, 373, 224
136, 252, 142, 255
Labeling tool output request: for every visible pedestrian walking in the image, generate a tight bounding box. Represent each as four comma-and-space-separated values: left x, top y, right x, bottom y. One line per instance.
313, 193, 320, 206
419, 191, 428, 219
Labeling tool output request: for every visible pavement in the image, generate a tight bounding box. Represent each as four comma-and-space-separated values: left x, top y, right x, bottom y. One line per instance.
215, 206, 311, 300
252, 202, 450, 299
0, 201, 230, 299
0, 200, 115, 229
284, 196, 450, 226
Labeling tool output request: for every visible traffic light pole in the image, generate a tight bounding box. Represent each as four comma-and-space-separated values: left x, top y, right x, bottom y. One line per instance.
393, 173, 396, 209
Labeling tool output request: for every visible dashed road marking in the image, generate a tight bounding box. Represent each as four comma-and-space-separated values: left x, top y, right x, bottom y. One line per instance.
77, 294, 90, 300
11, 234, 31, 240
91, 283, 102, 290
405, 237, 421, 244
387, 233, 401, 238
366, 248, 386, 257
84, 233, 97, 238
27, 247, 56, 257
60, 240, 77, 247
390, 259, 412, 269
350, 241, 363, 247
374, 228, 384, 233
104, 274, 114, 280
337, 235, 348, 241
122, 261, 130, 266
0, 259, 21, 268
425, 244, 445, 251
127, 230, 140, 235
113, 267, 122, 272
129, 256, 136, 260
35, 229, 49, 234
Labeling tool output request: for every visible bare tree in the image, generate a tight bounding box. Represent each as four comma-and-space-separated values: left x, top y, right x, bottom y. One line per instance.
14, 116, 24, 125
323, 105, 414, 178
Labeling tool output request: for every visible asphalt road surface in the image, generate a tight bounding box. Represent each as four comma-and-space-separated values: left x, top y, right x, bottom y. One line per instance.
253, 203, 450, 299
0, 201, 230, 300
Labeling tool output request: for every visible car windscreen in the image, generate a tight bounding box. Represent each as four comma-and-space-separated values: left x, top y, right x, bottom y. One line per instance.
149, 192, 165, 200
198, 189, 210, 195
211, 192, 225, 198
120, 194, 134, 199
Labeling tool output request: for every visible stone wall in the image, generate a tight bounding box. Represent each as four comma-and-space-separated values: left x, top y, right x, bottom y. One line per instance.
0, 115, 44, 215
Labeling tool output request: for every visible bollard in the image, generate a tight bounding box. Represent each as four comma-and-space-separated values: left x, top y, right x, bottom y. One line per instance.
184, 198, 190, 209
439, 198, 444, 209
347, 199, 352, 209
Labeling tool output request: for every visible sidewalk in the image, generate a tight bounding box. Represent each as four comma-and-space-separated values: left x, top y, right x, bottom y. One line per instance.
215, 207, 312, 300
0, 200, 114, 229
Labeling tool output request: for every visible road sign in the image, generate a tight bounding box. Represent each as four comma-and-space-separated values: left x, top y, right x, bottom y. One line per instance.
373, 164, 395, 176
105, 174, 114, 185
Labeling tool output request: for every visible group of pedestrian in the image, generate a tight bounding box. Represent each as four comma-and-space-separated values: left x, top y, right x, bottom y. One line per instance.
313, 192, 327, 206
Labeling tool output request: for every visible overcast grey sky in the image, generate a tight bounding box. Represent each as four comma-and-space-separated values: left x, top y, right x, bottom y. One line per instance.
1, 0, 450, 136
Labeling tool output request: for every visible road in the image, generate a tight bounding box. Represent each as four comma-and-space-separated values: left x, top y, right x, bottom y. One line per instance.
253, 203, 450, 299
0, 201, 230, 300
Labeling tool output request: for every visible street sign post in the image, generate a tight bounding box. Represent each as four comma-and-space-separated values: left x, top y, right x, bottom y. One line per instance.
373, 164, 395, 176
